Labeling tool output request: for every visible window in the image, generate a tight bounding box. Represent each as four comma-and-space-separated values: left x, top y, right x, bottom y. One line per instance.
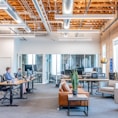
113, 39, 118, 72
102, 44, 106, 73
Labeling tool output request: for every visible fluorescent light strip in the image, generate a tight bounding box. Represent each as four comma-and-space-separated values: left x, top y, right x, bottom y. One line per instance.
58, 38, 92, 41
57, 29, 100, 33
55, 14, 115, 19
0, 34, 35, 38
0, 4, 8, 9
1, 0, 31, 33
0, 24, 26, 28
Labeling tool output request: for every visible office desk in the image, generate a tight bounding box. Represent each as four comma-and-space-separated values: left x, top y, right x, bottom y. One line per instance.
26, 77, 35, 93
0, 77, 35, 106
61, 78, 109, 94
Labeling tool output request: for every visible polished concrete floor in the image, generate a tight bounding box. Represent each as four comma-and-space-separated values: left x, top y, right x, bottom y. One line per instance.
0, 83, 118, 118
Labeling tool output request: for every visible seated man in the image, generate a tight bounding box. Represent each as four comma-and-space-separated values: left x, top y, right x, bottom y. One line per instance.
4, 67, 14, 82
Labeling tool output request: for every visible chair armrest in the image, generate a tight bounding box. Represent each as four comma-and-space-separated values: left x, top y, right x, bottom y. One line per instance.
114, 83, 118, 104
99, 81, 108, 88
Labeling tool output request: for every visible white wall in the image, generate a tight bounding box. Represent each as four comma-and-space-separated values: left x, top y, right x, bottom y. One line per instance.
0, 38, 14, 74
0, 38, 14, 57
18, 36, 100, 54
0, 38, 21, 73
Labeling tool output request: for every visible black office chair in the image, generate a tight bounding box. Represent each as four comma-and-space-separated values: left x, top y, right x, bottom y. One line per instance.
0, 75, 10, 104
91, 73, 99, 94
3, 74, 19, 97
91, 73, 98, 78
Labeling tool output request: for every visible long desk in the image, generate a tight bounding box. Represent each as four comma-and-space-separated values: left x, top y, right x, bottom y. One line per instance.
61, 78, 109, 94
0, 77, 35, 106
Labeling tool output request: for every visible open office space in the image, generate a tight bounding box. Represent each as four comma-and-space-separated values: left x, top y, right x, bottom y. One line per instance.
0, 0, 118, 118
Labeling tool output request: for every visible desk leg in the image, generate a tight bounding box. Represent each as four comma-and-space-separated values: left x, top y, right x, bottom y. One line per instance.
10, 86, 13, 105
6, 86, 18, 106
88, 81, 89, 92
20, 84, 23, 99
28, 82, 30, 90
68, 101, 70, 116
14, 84, 27, 99
91, 81, 93, 95
32, 80, 34, 90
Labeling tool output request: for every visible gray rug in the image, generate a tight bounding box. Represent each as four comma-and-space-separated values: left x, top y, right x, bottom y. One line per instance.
0, 83, 118, 118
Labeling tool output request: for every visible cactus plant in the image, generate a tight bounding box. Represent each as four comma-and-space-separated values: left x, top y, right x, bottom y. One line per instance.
71, 70, 79, 95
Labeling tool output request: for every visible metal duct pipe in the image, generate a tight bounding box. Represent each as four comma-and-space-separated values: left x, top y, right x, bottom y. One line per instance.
63, 19, 70, 29
1, 0, 31, 33
63, 0, 74, 29
32, 0, 51, 33
63, 0, 74, 14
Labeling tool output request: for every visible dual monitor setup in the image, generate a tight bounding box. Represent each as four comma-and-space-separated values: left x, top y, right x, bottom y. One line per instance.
62, 67, 104, 78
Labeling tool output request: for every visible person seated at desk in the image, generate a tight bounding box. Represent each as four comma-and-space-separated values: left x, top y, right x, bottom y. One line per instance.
91, 68, 98, 78
16, 68, 22, 79
4, 67, 14, 82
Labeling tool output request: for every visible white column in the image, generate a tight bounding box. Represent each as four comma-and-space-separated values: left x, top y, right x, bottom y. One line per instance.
42, 54, 47, 84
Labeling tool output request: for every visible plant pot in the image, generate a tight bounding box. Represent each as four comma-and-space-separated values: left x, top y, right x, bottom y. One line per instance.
72, 90, 77, 96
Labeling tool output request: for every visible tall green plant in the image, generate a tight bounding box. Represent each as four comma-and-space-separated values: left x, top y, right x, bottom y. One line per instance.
71, 70, 79, 91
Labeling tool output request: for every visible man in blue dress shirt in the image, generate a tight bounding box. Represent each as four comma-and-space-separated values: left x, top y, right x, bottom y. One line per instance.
5, 67, 14, 81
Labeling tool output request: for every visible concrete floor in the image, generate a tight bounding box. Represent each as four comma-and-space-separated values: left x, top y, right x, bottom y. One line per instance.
0, 83, 118, 118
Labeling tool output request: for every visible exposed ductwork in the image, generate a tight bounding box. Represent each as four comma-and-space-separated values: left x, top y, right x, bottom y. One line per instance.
0, 0, 31, 33
32, 0, 51, 33
62, 0, 74, 29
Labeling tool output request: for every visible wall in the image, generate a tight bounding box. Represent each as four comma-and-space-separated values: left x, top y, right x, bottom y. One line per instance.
0, 38, 21, 74
18, 37, 100, 54
100, 20, 118, 76
0, 38, 14, 74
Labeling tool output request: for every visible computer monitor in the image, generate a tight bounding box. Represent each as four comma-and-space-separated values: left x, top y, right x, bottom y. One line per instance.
96, 67, 102, 73
77, 68, 84, 75
25, 65, 32, 71
33, 65, 37, 71
64, 70, 72, 75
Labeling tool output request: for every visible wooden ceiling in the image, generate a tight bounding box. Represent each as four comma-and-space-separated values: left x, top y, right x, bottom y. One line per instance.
0, 0, 117, 33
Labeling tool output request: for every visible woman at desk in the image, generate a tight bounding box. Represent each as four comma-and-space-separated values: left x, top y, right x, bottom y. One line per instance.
16, 68, 22, 79
91, 68, 98, 78
16, 68, 27, 93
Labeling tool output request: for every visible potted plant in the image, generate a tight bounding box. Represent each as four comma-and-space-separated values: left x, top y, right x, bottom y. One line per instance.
71, 70, 79, 96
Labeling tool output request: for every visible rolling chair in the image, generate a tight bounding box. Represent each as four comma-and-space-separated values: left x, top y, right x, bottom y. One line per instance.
0, 75, 10, 104
91, 73, 99, 94
3, 74, 19, 97
92, 73, 106, 95
114, 83, 118, 104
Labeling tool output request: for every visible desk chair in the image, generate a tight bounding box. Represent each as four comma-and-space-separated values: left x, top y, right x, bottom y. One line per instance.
0, 75, 10, 104
91, 73, 99, 94
114, 83, 118, 104
94, 73, 106, 95
3, 74, 19, 96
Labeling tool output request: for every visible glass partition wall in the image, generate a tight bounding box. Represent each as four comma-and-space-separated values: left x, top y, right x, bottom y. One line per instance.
18, 54, 99, 84
20, 54, 43, 83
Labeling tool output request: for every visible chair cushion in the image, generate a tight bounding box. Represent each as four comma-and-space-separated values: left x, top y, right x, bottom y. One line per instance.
100, 87, 114, 92
62, 83, 71, 92
108, 80, 118, 87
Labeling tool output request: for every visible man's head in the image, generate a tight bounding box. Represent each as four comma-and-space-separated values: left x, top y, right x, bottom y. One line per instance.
18, 68, 22, 72
6, 67, 11, 73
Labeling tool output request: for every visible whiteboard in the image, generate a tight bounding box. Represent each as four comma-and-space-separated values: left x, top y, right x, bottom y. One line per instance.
0, 57, 11, 75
